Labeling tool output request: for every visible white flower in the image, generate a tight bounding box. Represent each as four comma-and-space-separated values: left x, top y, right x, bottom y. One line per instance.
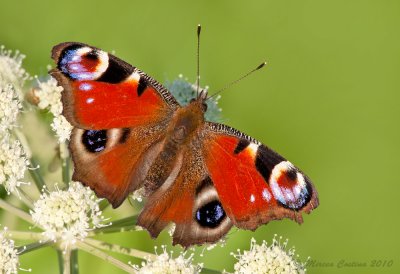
0, 229, 20, 274
30, 182, 107, 250
33, 77, 72, 142
133, 246, 202, 274
0, 134, 29, 195
0, 46, 30, 98
0, 84, 22, 133
33, 77, 63, 115
232, 236, 307, 274
51, 115, 72, 143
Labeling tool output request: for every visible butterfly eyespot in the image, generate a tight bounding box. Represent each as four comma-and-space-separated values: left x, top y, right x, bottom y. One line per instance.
82, 130, 108, 153
58, 45, 109, 81
269, 161, 313, 211
195, 200, 226, 228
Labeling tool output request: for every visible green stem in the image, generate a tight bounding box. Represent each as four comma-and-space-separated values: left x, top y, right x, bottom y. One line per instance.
18, 188, 34, 208
60, 143, 70, 186
28, 156, 46, 191
77, 241, 135, 273
17, 241, 52, 255
84, 238, 156, 260
13, 128, 45, 191
92, 215, 138, 234
70, 249, 79, 274
0, 199, 34, 225
63, 249, 71, 274
202, 269, 223, 274
5, 230, 43, 241
57, 250, 64, 274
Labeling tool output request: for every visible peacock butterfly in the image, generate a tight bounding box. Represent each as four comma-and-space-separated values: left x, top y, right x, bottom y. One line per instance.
50, 36, 319, 247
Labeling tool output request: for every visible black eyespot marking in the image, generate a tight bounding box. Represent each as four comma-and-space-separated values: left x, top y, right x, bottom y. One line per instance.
119, 128, 131, 144
195, 200, 226, 228
97, 55, 133, 83
82, 130, 107, 153
137, 76, 148, 96
286, 167, 298, 181
255, 145, 285, 183
85, 50, 98, 60
195, 177, 213, 195
234, 139, 250, 154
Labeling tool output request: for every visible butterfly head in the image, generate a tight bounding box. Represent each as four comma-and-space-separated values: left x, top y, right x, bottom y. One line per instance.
189, 89, 208, 113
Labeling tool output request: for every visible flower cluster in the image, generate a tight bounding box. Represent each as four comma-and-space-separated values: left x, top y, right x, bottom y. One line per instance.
30, 182, 107, 249
232, 236, 308, 274
0, 229, 19, 274
133, 246, 202, 274
0, 46, 29, 196
0, 134, 29, 195
33, 77, 72, 142
0, 46, 30, 98
0, 84, 21, 132
166, 75, 222, 122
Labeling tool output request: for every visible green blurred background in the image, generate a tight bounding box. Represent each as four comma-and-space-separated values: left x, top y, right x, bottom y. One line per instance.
1, 0, 399, 273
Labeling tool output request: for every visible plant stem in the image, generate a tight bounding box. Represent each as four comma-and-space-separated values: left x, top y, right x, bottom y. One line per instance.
57, 250, 64, 274
92, 215, 138, 234
13, 128, 46, 191
18, 188, 34, 208
28, 156, 46, 191
60, 143, 70, 186
77, 241, 135, 273
6, 230, 42, 241
70, 249, 79, 274
84, 238, 156, 260
63, 249, 71, 274
18, 241, 52, 255
202, 269, 224, 274
0, 199, 34, 225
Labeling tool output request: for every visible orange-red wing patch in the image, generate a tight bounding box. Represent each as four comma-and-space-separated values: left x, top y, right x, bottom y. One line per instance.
51, 42, 177, 130
203, 135, 277, 227
202, 124, 319, 230
70, 79, 168, 129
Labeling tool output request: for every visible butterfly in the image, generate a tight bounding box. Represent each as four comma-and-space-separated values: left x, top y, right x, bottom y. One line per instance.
50, 41, 319, 247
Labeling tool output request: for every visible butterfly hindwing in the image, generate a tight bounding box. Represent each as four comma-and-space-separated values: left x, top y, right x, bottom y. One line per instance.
51, 42, 178, 129
70, 125, 167, 208
202, 122, 319, 230
137, 137, 233, 247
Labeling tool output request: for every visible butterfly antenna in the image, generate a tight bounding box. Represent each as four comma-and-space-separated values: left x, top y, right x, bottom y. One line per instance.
196, 24, 201, 98
206, 61, 267, 100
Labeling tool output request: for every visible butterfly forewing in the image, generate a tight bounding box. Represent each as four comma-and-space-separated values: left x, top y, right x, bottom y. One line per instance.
51, 42, 178, 130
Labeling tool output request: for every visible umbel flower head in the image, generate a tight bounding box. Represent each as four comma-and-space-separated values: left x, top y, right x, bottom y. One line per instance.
0, 229, 20, 274
32, 77, 72, 142
30, 182, 107, 249
0, 134, 29, 195
166, 75, 222, 122
232, 236, 308, 274
0, 84, 22, 132
0, 46, 30, 98
133, 246, 202, 274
